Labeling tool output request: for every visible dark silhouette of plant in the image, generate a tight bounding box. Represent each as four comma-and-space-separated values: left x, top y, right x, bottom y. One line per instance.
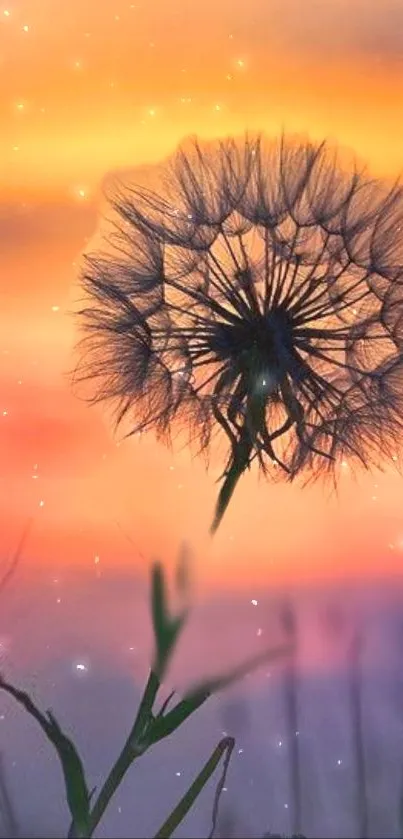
0, 521, 32, 839
73, 133, 403, 533
0, 556, 292, 839
322, 604, 369, 839
349, 630, 368, 839
0, 753, 18, 839
280, 601, 302, 837
0, 519, 32, 597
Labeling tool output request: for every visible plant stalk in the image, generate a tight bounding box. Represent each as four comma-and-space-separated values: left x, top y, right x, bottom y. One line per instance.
86, 669, 160, 836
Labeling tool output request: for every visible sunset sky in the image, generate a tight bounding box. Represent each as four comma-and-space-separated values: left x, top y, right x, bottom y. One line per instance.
1, 0, 403, 593
2, 3, 403, 836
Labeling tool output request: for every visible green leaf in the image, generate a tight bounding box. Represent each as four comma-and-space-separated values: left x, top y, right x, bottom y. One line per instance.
151, 563, 168, 652
150, 685, 209, 743
0, 676, 91, 837
150, 562, 187, 680
153, 737, 235, 839
175, 542, 191, 599
150, 642, 293, 744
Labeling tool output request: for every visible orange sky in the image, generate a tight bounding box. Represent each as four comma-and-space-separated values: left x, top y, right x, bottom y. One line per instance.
1, 0, 403, 591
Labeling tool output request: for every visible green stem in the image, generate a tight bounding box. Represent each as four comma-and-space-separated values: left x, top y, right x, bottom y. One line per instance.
153, 737, 235, 839
87, 670, 160, 837
349, 633, 368, 839
211, 437, 253, 535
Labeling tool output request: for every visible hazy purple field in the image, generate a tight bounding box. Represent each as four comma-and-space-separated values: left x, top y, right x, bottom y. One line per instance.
1, 566, 403, 839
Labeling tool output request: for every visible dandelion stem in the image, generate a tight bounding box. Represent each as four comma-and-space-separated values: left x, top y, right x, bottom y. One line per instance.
210, 434, 253, 535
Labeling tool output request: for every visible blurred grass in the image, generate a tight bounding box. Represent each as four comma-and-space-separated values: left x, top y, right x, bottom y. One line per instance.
0, 538, 292, 838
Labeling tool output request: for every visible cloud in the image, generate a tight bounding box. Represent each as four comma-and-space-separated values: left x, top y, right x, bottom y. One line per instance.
0, 200, 98, 253
249, 0, 403, 61
0, 379, 111, 479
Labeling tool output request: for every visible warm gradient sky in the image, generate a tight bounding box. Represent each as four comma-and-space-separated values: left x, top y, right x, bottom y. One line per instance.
1, 0, 403, 593
2, 4, 403, 837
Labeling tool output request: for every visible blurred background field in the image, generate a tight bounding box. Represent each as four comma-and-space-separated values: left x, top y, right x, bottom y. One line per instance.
2, 565, 403, 838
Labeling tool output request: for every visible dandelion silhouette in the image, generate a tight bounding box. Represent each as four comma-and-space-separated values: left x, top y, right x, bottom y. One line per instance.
74, 133, 403, 533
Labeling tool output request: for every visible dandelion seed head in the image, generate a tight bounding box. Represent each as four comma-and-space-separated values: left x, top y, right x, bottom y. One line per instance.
73, 133, 403, 529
